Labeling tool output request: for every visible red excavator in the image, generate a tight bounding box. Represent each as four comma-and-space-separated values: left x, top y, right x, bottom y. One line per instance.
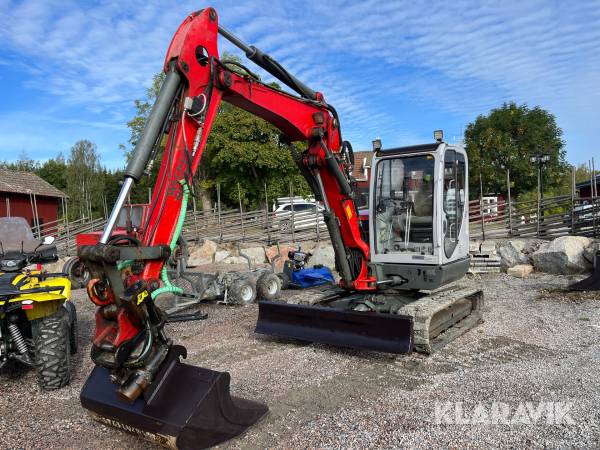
78, 8, 482, 449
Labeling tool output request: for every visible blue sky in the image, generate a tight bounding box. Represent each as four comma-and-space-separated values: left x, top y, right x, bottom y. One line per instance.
1, 0, 599, 169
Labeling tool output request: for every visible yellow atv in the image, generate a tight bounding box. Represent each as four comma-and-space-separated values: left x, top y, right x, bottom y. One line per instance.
0, 217, 77, 389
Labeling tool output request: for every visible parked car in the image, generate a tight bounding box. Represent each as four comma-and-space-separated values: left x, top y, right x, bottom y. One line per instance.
273, 200, 325, 231
563, 202, 599, 228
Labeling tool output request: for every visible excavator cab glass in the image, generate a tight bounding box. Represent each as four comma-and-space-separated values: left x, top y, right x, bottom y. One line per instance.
373, 154, 435, 256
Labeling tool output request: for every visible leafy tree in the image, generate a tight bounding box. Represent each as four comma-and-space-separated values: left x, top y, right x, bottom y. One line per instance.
574, 163, 599, 184
0, 151, 39, 172
465, 102, 568, 197
207, 105, 310, 209
37, 154, 68, 192
66, 140, 105, 220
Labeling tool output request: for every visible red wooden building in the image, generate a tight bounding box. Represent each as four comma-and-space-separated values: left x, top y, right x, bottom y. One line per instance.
351, 151, 373, 208
0, 168, 66, 230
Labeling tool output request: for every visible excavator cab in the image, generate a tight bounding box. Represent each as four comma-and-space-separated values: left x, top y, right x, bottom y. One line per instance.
370, 142, 470, 289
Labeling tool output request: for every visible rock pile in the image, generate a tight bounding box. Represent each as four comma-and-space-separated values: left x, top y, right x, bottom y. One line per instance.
495, 236, 598, 277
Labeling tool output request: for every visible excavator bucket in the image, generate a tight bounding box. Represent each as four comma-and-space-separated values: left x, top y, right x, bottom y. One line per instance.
80, 346, 268, 449
255, 301, 414, 354
570, 251, 600, 291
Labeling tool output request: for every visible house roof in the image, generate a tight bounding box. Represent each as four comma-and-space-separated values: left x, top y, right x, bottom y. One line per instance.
0, 168, 66, 198
575, 174, 600, 189
351, 151, 374, 181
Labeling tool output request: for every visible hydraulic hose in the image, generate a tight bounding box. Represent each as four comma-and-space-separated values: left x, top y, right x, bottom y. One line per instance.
151, 180, 189, 300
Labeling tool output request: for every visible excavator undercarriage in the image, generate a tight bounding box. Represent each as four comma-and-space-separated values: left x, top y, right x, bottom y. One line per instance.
257, 284, 483, 355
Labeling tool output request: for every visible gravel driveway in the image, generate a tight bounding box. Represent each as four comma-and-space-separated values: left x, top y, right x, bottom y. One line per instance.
1, 272, 599, 449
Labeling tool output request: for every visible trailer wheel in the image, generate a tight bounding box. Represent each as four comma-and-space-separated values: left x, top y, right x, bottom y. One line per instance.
32, 308, 71, 390
62, 257, 90, 289
257, 273, 281, 300
229, 279, 256, 305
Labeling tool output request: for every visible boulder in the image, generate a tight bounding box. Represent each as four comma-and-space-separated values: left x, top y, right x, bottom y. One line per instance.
520, 238, 546, 256
214, 249, 230, 263
310, 244, 336, 270
479, 240, 497, 255
188, 239, 217, 266
469, 240, 482, 253
583, 241, 599, 265
239, 246, 266, 265
223, 256, 250, 265
507, 264, 534, 278
531, 236, 593, 274
497, 240, 529, 269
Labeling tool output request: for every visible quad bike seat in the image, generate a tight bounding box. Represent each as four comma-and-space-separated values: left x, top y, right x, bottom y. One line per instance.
0, 273, 23, 297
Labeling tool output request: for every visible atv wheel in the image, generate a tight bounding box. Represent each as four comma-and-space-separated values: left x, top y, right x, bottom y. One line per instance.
32, 308, 71, 390
228, 279, 257, 305
63, 257, 90, 289
63, 301, 78, 355
278, 272, 290, 290
257, 273, 281, 300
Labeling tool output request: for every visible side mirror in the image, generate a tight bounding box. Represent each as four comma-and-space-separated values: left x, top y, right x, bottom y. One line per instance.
42, 236, 55, 246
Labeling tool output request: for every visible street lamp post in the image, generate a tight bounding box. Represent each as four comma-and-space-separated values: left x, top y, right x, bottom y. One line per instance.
530, 154, 550, 235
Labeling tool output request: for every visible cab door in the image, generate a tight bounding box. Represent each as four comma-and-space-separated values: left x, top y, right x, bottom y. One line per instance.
441, 147, 468, 263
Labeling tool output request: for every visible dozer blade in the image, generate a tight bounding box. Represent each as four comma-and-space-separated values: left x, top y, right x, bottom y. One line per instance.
80, 345, 268, 449
255, 301, 414, 354
570, 251, 600, 291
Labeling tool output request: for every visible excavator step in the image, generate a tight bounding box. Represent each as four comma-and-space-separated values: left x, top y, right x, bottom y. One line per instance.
80, 345, 268, 450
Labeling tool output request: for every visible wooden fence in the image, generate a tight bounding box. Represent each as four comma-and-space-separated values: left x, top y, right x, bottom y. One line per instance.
40, 192, 599, 258
469, 195, 599, 240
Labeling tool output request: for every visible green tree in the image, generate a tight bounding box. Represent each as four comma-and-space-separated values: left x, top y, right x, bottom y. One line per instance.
207, 106, 310, 209
37, 154, 68, 192
66, 140, 105, 220
464, 102, 567, 198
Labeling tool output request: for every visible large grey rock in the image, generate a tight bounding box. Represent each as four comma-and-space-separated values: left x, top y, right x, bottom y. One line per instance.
520, 238, 546, 256
583, 241, 599, 265
223, 256, 249, 265
497, 240, 529, 269
532, 236, 593, 274
188, 239, 217, 266
310, 244, 336, 270
239, 246, 266, 265
214, 249, 230, 263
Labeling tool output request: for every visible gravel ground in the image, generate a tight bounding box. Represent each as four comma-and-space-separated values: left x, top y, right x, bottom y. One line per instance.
1, 272, 599, 449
